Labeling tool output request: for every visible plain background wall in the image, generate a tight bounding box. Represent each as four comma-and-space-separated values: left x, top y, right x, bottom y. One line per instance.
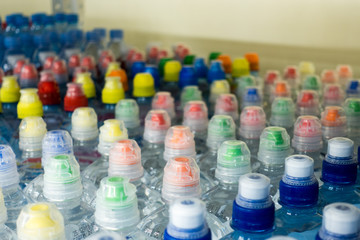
1, 0, 360, 74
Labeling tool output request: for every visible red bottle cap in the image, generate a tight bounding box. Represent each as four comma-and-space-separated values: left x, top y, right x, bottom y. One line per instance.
13, 59, 27, 76
52, 59, 68, 75
43, 56, 56, 70
64, 83, 88, 112
68, 54, 81, 69
20, 64, 38, 79
81, 56, 96, 70
38, 71, 61, 105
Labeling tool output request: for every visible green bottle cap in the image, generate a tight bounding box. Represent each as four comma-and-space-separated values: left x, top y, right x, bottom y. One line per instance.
208, 52, 221, 64
158, 58, 172, 77
183, 55, 196, 65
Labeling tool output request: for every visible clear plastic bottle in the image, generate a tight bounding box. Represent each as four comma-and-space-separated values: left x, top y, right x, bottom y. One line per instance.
345, 80, 360, 98
283, 66, 299, 100
235, 76, 256, 106
270, 81, 291, 103
32, 34, 56, 69
108, 29, 125, 62
275, 155, 322, 235
2, 36, 26, 74
214, 93, 239, 124
299, 61, 315, 80
152, 92, 176, 123
263, 70, 280, 104
207, 60, 226, 85
238, 106, 266, 170
138, 156, 232, 239
51, 59, 69, 98
258, 127, 293, 196
199, 115, 236, 177
296, 90, 320, 118
270, 97, 295, 139
315, 203, 360, 240
83, 31, 101, 61
55, 12, 67, 34
336, 64, 353, 89
17, 202, 66, 240
82, 119, 128, 186
194, 58, 209, 101
179, 86, 202, 118
19, 63, 38, 89
319, 137, 359, 205
301, 75, 322, 97
321, 69, 338, 86
161, 61, 182, 100
220, 173, 275, 240
322, 84, 344, 107
344, 98, 360, 156
203, 140, 251, 223
292, 116, 323, 173
209, 80, 230, 117
0, 145, 28, 230
71, 107, 101, 169
241, 86, 263, 110
320, 106, 347, 153
183, 101, 208, 158
25, 154, 95, 239
0, 189, 17, 239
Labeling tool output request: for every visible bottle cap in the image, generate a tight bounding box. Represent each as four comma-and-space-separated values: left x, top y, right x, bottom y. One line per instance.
179, 66, 197, 88
285, 155, 314, 178
80, 56, 96, 72
71, 107, 99, 141
239, 106, 266, 139
183, 55, 196, 65
264, 70, 280, 86
235, 75, 256, 97
95, 176, 140, 230
68, 54, 81, 70
143, 110, 171, 143
64, 83, 88, 112
42, 130, 73, 166
208, 52, 221, 64
104, 62, 120, 77
209, 80, 230, 104
241, 87, 262, 108
1, 76, 20, 103
66, 13, 78, 24
336, 65, 353, 79
244, 53, 259, 72
0, 145, 19, 188
115, 99, 140, 129
132, 73, 155, 97
183, 101, 208, 133
217, 55, 232, 74
107, 69, 128, 91
270, 97, 295, 128
216, 140, 251, 183
152, 92, 176, 120
144, 65, 160, 88
320, 203, 360, 236
296, 90, 320, 116
43, 154, 82, 201
299, 61, 315, 76
19, 63, 38, 84
75, 72, 96, 99
54, 12, 66, 22
109, 139, 144, 181
283, 66, 299, 80
215, 94, 239, 122
194, 58, 208, 79
320, 107, 347, 135
321, 69, 338, 84
163, 126, 196, 161
98, 119, 128, 156
16, 203, 65, 240
38, 71, 61, 106
43, 56, 55, 71
232, 58, 250, 78
51, 59, 67, 75
272, 80, 291, 99
207, 61, 226, 83
207, 115, 236, 149
164, 60, 181, 82
344, 98, 360, 127
327, 137, 354, 158
130, 61, 145, 80
17, 89, 43, 119
14, 59, 28, 76
19, 117, 47, 152
302, 75, 321, 92
102, 77, 125, 104
0, 189, 7, 225
162, 156, 201, 202
292, 116, 323, 152
158, 58, 172, 77
180, 86, 202, 108
237, 173, 270, 200
71, 66, 88, 82
323, 84, 344, 107
346, 80, 360, 97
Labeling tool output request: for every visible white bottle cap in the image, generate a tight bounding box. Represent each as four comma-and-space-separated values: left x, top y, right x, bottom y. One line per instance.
71, 107, 99, 141
285, 155, 314, 178
169, 198, 205, 230
238, 173, 270, 200
327, 137, 354, 158
0, 188, 7, 225
322, 203, 360, 235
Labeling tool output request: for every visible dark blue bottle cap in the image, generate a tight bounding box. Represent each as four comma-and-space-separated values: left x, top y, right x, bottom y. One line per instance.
194, 58, 208, 79
179, 66, 197, 89
279, 178, 319, 207
66, 14, 78, 24
17, 16, 29, 28
346, 80, 359, 94
131, 61, 146, 79
164, 228, 212, 240
65, 30, 77, 44
207, 60, 226, 83
144, 65, 160, 87
33, 34, 50, 47
321, 157, 357, 184
86, 31, 99, 42
5, 14, 17, 25
31, 13, 46, 24
54, 12, 66, 23
110, 29, 123, 39
20, 33, 33, 45
44, 15, 54, 25
243, 87, 261, 101
94, 28, 106, 39
4, 36, 21, 48
47, 31, 59, 42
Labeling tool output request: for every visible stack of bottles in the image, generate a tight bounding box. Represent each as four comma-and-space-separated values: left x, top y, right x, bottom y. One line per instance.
0, 11, 359, 240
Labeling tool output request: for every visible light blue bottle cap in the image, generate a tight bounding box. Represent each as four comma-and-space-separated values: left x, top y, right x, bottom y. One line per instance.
41, 130, 73, 166
0, 145, 19, 188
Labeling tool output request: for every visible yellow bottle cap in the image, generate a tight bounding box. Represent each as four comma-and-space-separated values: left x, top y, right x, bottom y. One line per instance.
299, 61, 315, 76
102, 76, 125, 104
211, 80, 231, 95
132, 73, 155, 97
17, 89, 43, 119
105, 62, 121, 77
108, 69, 128, 91
75, 72, 96, 99
1, 76, 20, 103
17, 203, 65, 240
164, 60, 182, 82
19, 116, 47, 138
232, 58, 250, 77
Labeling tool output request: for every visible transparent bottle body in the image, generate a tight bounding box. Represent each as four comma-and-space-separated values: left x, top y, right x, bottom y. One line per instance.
73, 139, 102, 170
240, 137, 261, 172
258, 163, 285, 196
43, 105, 63, 130
319, 182, 360, 206
220, 229, 274, 240
0, 224, 17, 240
198, 149, 218, 180
3, 185, 29, 230
18, 150, 43, 188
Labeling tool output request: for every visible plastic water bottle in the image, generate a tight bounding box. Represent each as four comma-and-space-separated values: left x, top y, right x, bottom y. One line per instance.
207, 60, 226, 85
320, 106, 347, 153
336, 64, 353, 89
51, 59, 69, 96
18, 63, 38, 88
316, 202, 360, 240
345, 80, 360, 98
209, 80, 230, 117
138, 156, 231, 240
179, 65, 197, 90
82, 119, 128, 186
292, 116, 323, 173
0, 145, 28, 230
115, 99, 142, 144
0, 76, 19, 136
203, 140, 251, 222
83, 31, 101, 61
301, 75, 322, 97
152, 92, 176, 123
319, 137, 359, 205
258, 127, 293, 196
161, 60, 182, 100
144, 65, 160, 91
13, 59, 28, 78
0, 189, 16, 239
4, 14, 18, 36
270, 97, 295, 138
322, 84, 344, 107
164, 198, 212, 240
18, 116, 47, 187
132, 73, 156, 125
264, 70, 280, 103
71, 107, 101, 169
141, 110, 171, 179
81, 56, 98, 81
194, 58, 209, 100
321, 69, 338, 86
296, 90, 320, 118
232, 58, 250, 85
61, 31, 81, 61
238, 106, 266, 170
66, 13, 79, 30
54, 12, 67, 33
199, 115, 236, 176
344, 98, 360, 155
17, 202, 66, 240
241, 86, 263, 110
183, 101, 208, 158
244, 52, 260, 77
220, 173, 275, 240
270, 81, 291, 103
98, 76, 125, 123
32, 34, 56, 69
108, 139, 162, 216
283, 66, 299, 100
180, 85, 202, 109
75, 72, 99, 110
2, 36, 25, 74
299, 61, 315, 80
108, 29, 125, 62
214, 93, 239, 124
235, 75, 256, 104
275, 155, 322, 235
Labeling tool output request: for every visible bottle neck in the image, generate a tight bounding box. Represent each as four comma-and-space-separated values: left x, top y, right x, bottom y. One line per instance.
22, 149, 42, 159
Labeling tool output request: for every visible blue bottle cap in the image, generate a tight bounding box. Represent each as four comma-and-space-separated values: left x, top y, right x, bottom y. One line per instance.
54, 12, 66, 23
243, 87, 262, 103
93, 28, 106, 39
131, 61, 146, 79
144, 65, 160, 87
33, 34, 50, 47
179, 66, 197, 88
4, 36, 21, 48
31, 13, 46, 24
194, 58, 208, 79
346, 80, 359, 94
17, 16, 29, 28
110, 29, 123, 39
20, 33, 33, 46
75, 29, 83, 42
5, 14, 17, 25
65, 30, 77, 44
207, 60, 226, 83
86, 31, 99, 42
43, 15, 54, 25
41, 130, 73, 166
66, 14, 78, 24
